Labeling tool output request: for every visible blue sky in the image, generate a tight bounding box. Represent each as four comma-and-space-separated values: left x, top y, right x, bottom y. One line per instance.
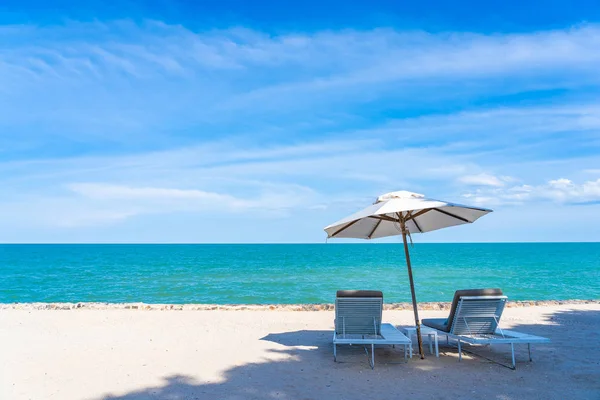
1, 0, 600, 243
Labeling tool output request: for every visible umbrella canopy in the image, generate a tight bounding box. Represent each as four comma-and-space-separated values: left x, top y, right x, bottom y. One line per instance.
324, 190, 491, 239
324, 190, 492, 359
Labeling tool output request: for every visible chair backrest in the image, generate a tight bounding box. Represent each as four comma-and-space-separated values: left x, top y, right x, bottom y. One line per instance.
450, 295, 507, 335
335, 290, 383, 336
445, 288, 503, 331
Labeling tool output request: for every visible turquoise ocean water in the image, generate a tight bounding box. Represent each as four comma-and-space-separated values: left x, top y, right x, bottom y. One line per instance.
1, 243, 598, 304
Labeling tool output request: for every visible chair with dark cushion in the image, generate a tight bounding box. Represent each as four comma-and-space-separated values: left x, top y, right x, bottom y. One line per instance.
421, 288, 550, 369
422, 288, 504, 333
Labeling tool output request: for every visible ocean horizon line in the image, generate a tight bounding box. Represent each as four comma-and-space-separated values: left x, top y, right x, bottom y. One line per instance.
2, 241, 600, 245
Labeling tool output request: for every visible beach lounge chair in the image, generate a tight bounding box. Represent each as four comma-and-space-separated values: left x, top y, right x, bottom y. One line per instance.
333, 290, 411, 368
422, 288, 550, 369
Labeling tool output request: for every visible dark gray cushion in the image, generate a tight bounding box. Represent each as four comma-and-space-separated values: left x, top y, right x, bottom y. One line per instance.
422, 318, 448, 332
336, 290, 383, 298
444, 288, 503, 332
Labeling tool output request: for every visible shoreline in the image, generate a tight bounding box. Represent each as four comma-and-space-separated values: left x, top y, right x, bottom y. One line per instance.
2, 298, 598, 311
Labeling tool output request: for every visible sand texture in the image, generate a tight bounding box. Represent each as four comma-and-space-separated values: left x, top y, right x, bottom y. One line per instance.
1, 304, 599, 400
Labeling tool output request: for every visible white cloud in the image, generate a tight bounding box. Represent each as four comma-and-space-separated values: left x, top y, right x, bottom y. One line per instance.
0, 124, 596, 230
0, 181, 324, 229
63, 182, 322, 223
458, 173, 509, 187
4, 22, 600, 82
365, 104, 600, 150
69, 183, 247, 203
2, 22, 600, 132
56, 210, 139, 228
542, 178, 600, 203
0, 135, 473, 229
0, 135, 464, 188
1, 21, 600, 240
463, 178, 600, 206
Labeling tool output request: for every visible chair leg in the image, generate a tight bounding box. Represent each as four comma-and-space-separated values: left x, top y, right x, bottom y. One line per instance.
333, 343, 337, 362
371, 344, 375, 369
428, 334, 433, 354
457, 339, 462, 361
511, 343, 516, 369
434, 334, 439, 358
528, 343, 532, 362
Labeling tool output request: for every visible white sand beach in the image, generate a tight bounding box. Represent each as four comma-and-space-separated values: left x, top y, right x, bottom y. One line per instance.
1, 303, 599, 400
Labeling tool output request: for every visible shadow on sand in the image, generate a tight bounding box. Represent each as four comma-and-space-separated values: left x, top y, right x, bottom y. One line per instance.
99, 308, 600, 400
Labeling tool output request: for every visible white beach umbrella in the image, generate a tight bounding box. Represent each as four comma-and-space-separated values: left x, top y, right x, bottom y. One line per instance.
324, 190, 492, 358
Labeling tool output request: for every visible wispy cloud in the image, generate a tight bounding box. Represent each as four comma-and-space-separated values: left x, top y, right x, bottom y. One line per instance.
4, 22, 600, 82
463, 178, 600, 206
68, 182, 319, 214
458, 173, 513, 187
0, 180, 322, 229
355, 104, 600, 154
1, 19, 600, 241
69, 183, 244, 202
2, 21, 600, 149
0, 136, 471, 228
0, 112, 597, 230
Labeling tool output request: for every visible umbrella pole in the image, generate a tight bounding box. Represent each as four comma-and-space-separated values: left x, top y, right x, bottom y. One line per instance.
401, 221, 425, 359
